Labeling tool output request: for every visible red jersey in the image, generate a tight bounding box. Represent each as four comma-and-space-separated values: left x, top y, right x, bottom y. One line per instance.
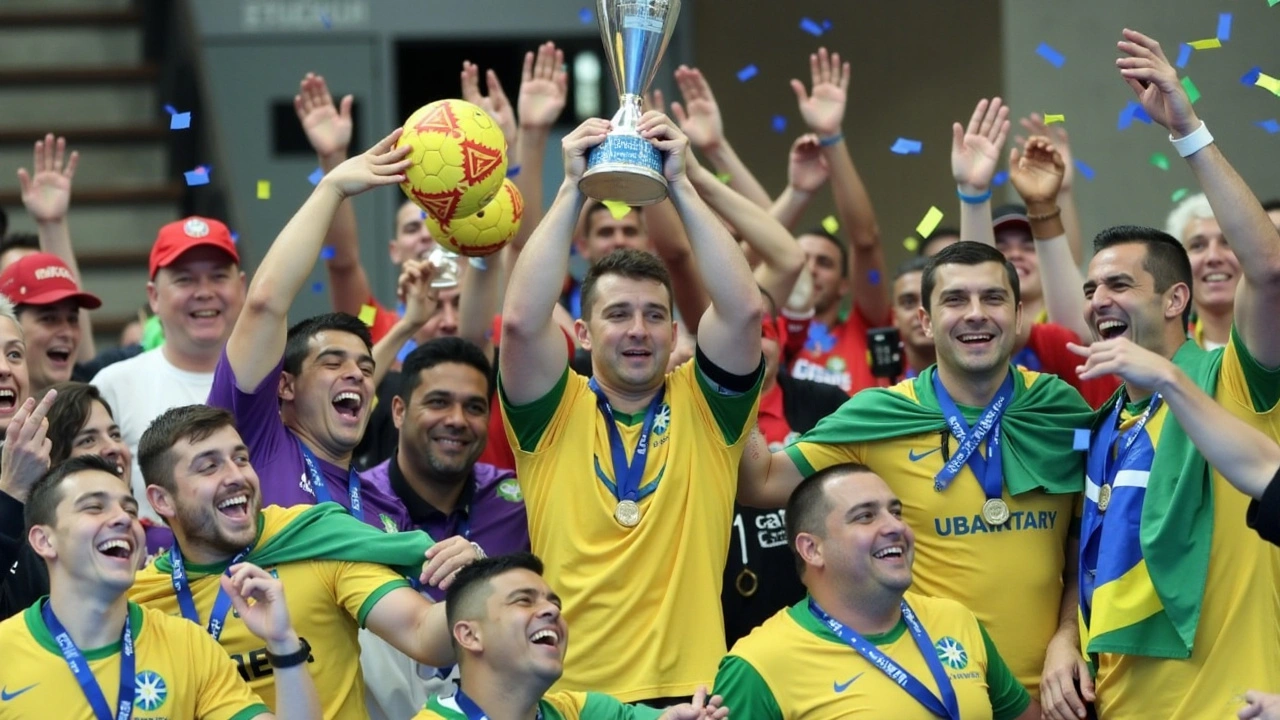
787, 307, 889, 395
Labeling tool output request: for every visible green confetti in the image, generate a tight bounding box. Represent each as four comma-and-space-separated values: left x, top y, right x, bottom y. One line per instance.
1150, 153, 1170, 171
1172, 188, 1190, 203
1181, 76, 1201, 104
716, 172, 732, 184
1272, 0, 1279, 7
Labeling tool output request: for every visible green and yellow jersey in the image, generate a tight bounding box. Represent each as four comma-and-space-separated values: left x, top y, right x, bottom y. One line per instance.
413, 691, 662, 720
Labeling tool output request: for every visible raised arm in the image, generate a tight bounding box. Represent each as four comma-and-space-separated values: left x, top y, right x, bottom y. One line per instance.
363, 586, 456, 668
499, 120, 605, 404
671, 65, 772, 209
1118, 28, 1280, 367
371, 260, 437, 388
950, 97, 1009, 248
460, 59, 518, 167
1017, 113, 1084, 264
639, 112, 763, 374
769, 134, 829, 231
735, 428, 806, 508
792, 48, 888, 323
508, 41, 568, 259
226, 129, 411, 392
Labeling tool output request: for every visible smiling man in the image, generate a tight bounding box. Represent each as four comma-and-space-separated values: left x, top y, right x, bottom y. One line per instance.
716, 463, 1038, 719
0, 252, 102, 396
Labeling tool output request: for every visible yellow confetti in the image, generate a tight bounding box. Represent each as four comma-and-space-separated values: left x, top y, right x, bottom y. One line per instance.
1257, 73, 1280, 97
915, 206, 944, 239
601, 200, 632, 220
1043, 114, 1065, 124
1188, 38, 1221, 50
357, 304, 377, 326
256, 180, 271, 200
821, 215, 840, 235
903, 237, 920, 253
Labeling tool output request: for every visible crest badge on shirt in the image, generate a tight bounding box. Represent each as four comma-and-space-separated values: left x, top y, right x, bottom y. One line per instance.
134, 671, 169, 712
380, 513, 399, 533
652, 404, 671, 435
496, 479, 523, 502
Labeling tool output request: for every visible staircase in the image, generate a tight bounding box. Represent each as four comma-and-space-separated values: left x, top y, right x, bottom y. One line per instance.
0, 0, 181, 349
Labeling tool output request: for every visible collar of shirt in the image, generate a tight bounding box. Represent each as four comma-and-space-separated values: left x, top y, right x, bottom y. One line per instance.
388, 455, 477, 528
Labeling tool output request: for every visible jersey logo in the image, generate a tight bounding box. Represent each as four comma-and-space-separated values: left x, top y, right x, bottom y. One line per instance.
496, 479, 523, 502
908, 446, 942, 462
833, 672, 863, 693
935, 637, 968, 670
134, 671, 168, 711
0, 684, 37, 701
380, 513, 399, 533
652, 404, 671, 435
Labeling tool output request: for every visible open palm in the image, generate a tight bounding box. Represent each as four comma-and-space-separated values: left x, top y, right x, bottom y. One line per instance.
951, 98, 1008, 190
518, 42, 568, 129
17, 134, 77, 223
294, 73, 352, 158
1008, 136, 1064, 205
790, 47, 849, 137
671, 66, 724, 151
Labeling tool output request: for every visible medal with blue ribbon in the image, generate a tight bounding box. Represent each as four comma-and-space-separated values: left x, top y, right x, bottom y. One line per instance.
298, 440, 364, 521
932, 371, 1015, 526
588, 378, 665, 528
42, 601, 135, 720
809, 598, 960, 720
170, 543, 252, 640
453, 688, 543, 720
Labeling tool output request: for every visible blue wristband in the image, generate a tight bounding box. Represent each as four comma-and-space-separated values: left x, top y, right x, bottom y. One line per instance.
818, 133, 844, 147
956, 187, 992, 204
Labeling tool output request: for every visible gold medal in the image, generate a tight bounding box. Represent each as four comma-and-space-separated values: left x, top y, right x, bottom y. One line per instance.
735, 567, 759, 598
614, 499, 641, 527
1098, 484, 1112, 513
981, 498, 1010, 526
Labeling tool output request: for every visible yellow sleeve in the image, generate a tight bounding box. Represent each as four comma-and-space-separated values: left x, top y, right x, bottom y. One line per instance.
783, 439, 867, 477
320, 559, 412, 628
1220, 326, 1280, 419
186, 619, 272, 720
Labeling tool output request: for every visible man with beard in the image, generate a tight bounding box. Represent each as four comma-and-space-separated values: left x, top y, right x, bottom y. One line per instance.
128, 404, 472, 720
716, 464, 1038, 719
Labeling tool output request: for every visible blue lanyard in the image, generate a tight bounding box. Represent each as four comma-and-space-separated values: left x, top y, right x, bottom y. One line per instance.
809, 599, 959, 720
587, 379, 666, 503
298, 441, 363, 521
454, 688, 542, 720
42, 601, 135, 720
932, 371, 1015, 499
169, 544, 251, 640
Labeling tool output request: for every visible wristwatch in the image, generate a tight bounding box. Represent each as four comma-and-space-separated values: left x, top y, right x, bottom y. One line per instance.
266, 636, 311, 669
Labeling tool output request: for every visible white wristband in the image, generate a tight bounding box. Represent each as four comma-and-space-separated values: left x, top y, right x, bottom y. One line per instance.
467, 256, 488, 271
1170, 122, 1213, 158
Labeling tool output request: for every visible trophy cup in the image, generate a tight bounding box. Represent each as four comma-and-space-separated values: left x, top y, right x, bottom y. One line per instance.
579, 0, 682, 206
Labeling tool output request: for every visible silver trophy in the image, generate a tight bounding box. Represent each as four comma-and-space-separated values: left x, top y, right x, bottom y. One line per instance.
579, 0, 681, 206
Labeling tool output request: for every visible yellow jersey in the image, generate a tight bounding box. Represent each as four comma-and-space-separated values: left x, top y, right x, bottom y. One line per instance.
130, 505, 410, 720
1092, 330, 1280, 719
714, 592, 1031, 720
412, 691, 663, 719
0, 600, 269, 720
500, 358, 761, 701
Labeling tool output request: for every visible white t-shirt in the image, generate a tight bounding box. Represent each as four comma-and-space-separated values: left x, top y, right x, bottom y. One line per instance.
91, 348, 215, 524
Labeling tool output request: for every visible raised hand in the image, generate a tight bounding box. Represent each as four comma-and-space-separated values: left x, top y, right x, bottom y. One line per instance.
670, 65, 726, 152
638, 111, 691, 182
321, 128, 411, 199
789, 47, 850, 138
396, 258, 438, 329
518, 41, 567, 130
643, 88, 667, 115
1116, 29, 1200, 137
660, 686, 730, 720
223, 563, 297, 648
561, 118, 611, 183
1008, 136, 1065, 205
1016, 112, 1074, 191
17, 134, 78, 223
293, 73, 353, 160
950, 98, 1009, 193
788, 134, 829, 194
461, 62, 517, 148
0, 390, 56, 503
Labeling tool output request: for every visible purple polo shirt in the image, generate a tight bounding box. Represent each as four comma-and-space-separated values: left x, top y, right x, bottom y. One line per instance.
361, 457, 529, 601
207, 350, 413, 533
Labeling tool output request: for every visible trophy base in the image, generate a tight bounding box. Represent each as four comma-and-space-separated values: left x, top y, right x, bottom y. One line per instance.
580, 133, 668, 206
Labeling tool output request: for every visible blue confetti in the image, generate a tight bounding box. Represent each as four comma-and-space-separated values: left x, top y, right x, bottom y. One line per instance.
1175, 43, 1192, 69
1036, 42, 1066, 69
311, 282, 325, 294
992, 170, 1009, 187
867, 269, 881, 285
1074, 158, 1095, 181
1132, 105, 1152, 124
799, 17, 824, 37
1242, 66, 1262, 86
1117, 101, 1152, 130
320, 246, 336, 260
1217, 12, 1232, 41
771, 115, 787, 133
170, 112, 190, 130
506, 164, 522, 178
822, 19, 832, 30
319, 11, 332, 29
184, 168, 209, 186
308, 167, 325, 185
420, 210, 428, 220
736, 64, 758, 82
1073, 428, 1091, 451
163, 104, 177, 115
1257, 119, 1280, 134
889, 137, 923, 155
578, 7, 593, 24
230, 232, 239, 244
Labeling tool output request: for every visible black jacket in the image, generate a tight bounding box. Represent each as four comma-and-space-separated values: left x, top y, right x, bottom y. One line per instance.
0, 490, 48, 620
1246, 467, 1280, 547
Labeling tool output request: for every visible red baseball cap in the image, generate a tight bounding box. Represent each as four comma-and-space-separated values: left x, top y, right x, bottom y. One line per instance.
0, 252, 102, 309
150, 216, 239, 278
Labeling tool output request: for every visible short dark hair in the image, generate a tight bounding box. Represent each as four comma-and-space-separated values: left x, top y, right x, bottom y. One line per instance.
0, 231, 38, 257
138, 405, 238, 494
25, 455, 127, 535
47, 383, 116, 467
283, 312, 373, 377
582, 201, 641, 237
399, 337, 494, 401
444, 552, 545, 650
921, 241, 1020, 313
1093, 225, 1194, 327
579, 248, 673, 320
894, 256, 931, 282
785, 463, 875, 576
919, 226, 961, 256
800, 229, 849, 278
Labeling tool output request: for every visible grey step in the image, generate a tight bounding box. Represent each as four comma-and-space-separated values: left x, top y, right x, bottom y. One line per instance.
2, 202, 180, 255
0, 84, 155, 129
0, 26, 142, 69
79, 266, 151, 317
0, 142, 168, 191
0, 0, 132, 8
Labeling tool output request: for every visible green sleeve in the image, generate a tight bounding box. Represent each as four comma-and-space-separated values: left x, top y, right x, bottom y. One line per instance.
579, 692, 662, 720
1229, 325, 1280, 411
713, 655, 784, 720
357, 578, 411, 628
693, 355, 764, 445
499, 365, 570, 450
981, 623, 1032, 720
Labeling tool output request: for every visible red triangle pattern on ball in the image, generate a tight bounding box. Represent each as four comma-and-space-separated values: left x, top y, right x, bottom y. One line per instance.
506, 182, 524, 223
411, 187, 463, 226
415, 103, 461, 137
459, 139, 504, 185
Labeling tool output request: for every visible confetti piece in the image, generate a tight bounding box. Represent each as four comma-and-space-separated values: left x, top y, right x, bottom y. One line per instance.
1150, 153, 1170, 171
736, 64, 758, 82
821, 215, 840, 235
602, 199, 632, 219
915, 206, 944, 238
1242, 66, 1263, 85
1073, 429, 1091, 451
1043, 114, 1065, 124
319, 11, 332, 29
822, 19, 832, 30
420, 210, 428, 219
578, 7, 593, 24
1256, 73, 1280, 97
771, 115, 787, 133
256, 180, 271, 199
163, 104, 177, 115
715, 172, 732, 184
308, 167, 324, 186
169, 112, 190, 130
1257, 119, 1280, 134
799, 17, 824, 37
1175, 43, 1192, 69
320, 246, 336, 260
1036, 42, 1065, 68
184, 168, 209, 186
230, 231, 239, 244
1172, 188, 1190, 203
903, 237, 920, 253
1217, 12, 1232, 41
1074, 159, 1095, 181
1188, 38, 1221, 50
1272, 0, 1279, 7
311, 282, 324, 294
890, 137, 923, 155
1181, 76, 1201, 104
992, 170, 1009, 187
358, 304, 378, 326
867, 269, 881, 285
